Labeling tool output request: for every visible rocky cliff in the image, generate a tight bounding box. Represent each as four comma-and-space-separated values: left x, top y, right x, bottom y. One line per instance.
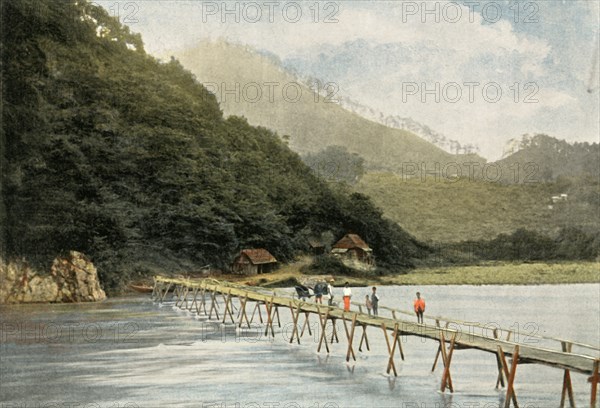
0, 251, 106, 304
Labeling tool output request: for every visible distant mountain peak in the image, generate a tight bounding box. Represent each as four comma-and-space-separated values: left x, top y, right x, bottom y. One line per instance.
334, 95, 481, 155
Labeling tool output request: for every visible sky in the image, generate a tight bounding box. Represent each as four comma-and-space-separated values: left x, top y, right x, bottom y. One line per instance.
95, 0, 600, 160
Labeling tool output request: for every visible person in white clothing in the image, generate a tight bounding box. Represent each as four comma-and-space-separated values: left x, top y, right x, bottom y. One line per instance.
343, 282, 352, 311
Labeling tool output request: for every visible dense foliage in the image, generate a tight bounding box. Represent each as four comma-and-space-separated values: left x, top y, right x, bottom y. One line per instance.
1, 0, 429, 291
302, 145, 365, 185
444, 227, 600, 263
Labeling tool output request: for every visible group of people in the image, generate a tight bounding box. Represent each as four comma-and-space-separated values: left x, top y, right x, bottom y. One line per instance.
318, 281, 426, 323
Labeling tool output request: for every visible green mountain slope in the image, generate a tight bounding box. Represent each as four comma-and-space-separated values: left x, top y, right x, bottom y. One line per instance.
1, 0, 429, 290
171, 41, 472, 172
355, 173, 600, 243
496, 134, 599, 183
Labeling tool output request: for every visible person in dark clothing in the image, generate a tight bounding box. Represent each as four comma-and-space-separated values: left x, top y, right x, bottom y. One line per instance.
370, 286, 379, 316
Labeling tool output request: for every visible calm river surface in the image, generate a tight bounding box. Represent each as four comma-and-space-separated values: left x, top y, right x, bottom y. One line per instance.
1, 284, 599, 408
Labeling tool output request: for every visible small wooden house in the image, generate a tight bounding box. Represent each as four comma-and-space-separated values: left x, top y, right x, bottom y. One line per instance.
308, 238, 326, 257
232, 249, 278, 275
331, 234, 374, 265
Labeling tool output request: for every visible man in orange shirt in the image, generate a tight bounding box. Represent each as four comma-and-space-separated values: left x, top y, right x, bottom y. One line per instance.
414, 292, 425, 324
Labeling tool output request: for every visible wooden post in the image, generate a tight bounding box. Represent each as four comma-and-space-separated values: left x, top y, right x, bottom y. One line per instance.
198, 287, 207, 315
342, 313, 357, 362
440, 331, 456, 393
330, 317, 339, 344
274, 303, 281, 328
250, 301, 264, 324
289, 301, 302, 344
160, 282, 172, 303
560, 341, 576, 408
222, 290, 235, 324
173, 285, 181, 302
238, 296, 250, 328
494, 329, 506, 389
208, 290, 220, 320
264, 297, 276, 338
151, 280, 158, 299
300, 312, 312, 337
177, 287, 189, 308
358, 324, 370, 352
505, 345, 520, 408
497, 345, 519, 408
589, 360, 599, 408
189, 288, 199, 312
432, 321, 449, 372
381, 323, 397, 376
317, 307, 330, 353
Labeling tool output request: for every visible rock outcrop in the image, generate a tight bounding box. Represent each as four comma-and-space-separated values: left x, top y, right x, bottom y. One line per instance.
0, 251, 106, 304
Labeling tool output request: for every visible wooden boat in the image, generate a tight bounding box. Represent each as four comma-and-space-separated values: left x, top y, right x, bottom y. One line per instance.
129, 283, 153, 293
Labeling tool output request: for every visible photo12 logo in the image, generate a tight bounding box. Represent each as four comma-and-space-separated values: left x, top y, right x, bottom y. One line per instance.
201, 1, 340, 24
203, 81, 339, 104
89, 2, 140, 24
401, 82, 539, 104
399, 1, 540, 24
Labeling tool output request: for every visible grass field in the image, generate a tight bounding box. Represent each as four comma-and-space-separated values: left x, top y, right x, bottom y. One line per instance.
354, 172, 600, 243
194, 261, 599, 288
382, 262, 600, 286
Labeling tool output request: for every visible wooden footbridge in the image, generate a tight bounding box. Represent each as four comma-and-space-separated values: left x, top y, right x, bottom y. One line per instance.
152, 276, 599, 408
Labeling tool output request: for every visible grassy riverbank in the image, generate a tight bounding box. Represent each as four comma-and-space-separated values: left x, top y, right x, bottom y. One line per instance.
229, 261, 599, 287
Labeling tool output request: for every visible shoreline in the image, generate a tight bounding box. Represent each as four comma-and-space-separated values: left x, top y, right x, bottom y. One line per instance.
130, 261, 600, 291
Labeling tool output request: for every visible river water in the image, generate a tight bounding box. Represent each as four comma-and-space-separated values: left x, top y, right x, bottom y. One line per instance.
1, 284, 599, 408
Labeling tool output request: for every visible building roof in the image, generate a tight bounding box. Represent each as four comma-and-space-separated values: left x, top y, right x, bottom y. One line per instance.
238, 249, 277, 265
332, 234, 371, 250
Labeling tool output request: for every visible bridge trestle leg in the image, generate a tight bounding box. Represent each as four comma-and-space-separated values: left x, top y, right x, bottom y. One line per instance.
263, 297, 276, 338
497, 345, 520, 408
274, 302, 281, 328
249, 301, 264, 324
440, 331, 457, 393
560, 341, 576, 408
221, 290, 235, 324
151, 280, 158, 299
358, 324, 370, 352
160, 282, 172, 303
382, 323, 402, 376
188, 288, 199, 312
288, 301, 302, 344
208, 290, 220, 320
431, 321, 449, 372
198, 287, 207, 315
341, 313, 358, 362
494, 329, 506, 389
176, 286, 188, 308
317, 307, 330, 353
238, 295, 250, 328
300, 312, 312, 337
330, 317, 339, 344
589, 360, 599, 408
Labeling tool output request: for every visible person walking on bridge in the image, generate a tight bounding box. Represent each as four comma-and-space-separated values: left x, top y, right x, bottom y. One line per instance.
327, 278, 335, 306
371, 286, 379, 316
343, 282, 352, 311
414, 291, 425, 324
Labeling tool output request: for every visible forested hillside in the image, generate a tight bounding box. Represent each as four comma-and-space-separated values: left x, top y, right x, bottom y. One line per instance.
0, 0, 429, 290
496, 134, 599, 183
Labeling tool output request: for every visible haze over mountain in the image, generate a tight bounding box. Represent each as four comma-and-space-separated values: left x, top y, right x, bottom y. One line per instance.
171, 40, 484, 173
90, 1, 598, 160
